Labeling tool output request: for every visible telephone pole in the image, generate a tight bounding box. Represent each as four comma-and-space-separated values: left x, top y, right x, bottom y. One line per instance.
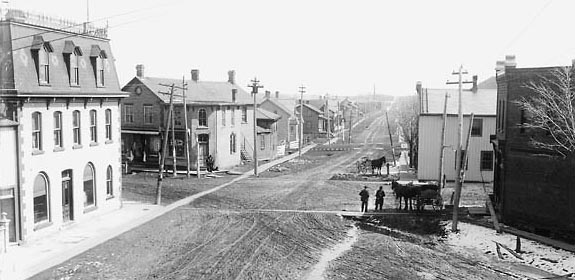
158, 83, 187, 178
325, 94, 330, 145
298, 85, 306, 159
248, 78, 263, 176
446, 65, 473, 231
155, 84, 175, 205
385, 111, 397, 166
182, 77, 190, 177
438, 92, 449, 188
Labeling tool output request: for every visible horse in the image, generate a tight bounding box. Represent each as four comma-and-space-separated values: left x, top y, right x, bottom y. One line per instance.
391, 180, 420, 210
371, 155, 387, 175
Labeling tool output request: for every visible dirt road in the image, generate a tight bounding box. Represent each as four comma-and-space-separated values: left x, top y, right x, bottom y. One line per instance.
32, 113, 527, 279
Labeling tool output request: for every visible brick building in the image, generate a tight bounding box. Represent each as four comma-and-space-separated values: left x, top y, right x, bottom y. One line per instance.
121, 67, 255, 170
493, 58, 575, 242
0, 10, 125, 242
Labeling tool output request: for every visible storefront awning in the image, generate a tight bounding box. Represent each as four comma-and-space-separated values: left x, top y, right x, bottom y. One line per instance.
121, 130, 160, 135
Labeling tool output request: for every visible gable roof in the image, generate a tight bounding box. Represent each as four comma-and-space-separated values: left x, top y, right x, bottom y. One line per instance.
130, 76, 253, 105
295, 103, 323, 114
260, 97, 295, 117
420, 88, 497, 115
477, 76, 497, 89
256, 108, 281, 121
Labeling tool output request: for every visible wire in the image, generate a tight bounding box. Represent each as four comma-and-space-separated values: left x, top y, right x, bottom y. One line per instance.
8, 0, 182, 42
499, 0, 553, 56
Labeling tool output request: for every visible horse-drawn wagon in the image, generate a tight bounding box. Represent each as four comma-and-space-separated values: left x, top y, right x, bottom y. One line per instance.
356, 156, 370, 174
392, 180, 443, 211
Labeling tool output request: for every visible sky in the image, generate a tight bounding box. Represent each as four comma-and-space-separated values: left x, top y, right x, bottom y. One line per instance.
5, 0, 575, 97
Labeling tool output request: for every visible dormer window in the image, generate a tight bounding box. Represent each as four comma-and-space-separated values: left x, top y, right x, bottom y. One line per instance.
64, 41, 83, 86
90, 45, 107, 87
31, 36, 53, 85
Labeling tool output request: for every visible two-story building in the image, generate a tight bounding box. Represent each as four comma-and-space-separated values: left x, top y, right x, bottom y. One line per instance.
259, 91, 299, 153
255, 108, 281, 160
0, 10, 125, 242
493, 58, 575, 242
296, 101, 326, 142
121, 67, 255, 170
416, 76, 497, 183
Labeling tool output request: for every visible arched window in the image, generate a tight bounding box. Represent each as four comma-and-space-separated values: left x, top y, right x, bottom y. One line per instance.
70, 48, 81, 86
38, 44, 50, 84
198, 108, 207, 127
105, 109, 112, 141
83, 163, 96, 207
53, 111, 63, 148
106, 165, 113, 197
33, 173, 50, 224
230, 133, 236, 154
32, 112, 42, 150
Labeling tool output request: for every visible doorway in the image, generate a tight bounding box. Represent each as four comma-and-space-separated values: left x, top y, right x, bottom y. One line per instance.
198, 134, 209, 167
62, 170, 73, 222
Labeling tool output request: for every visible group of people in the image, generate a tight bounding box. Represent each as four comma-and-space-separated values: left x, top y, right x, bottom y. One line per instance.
359, 185, 386, 212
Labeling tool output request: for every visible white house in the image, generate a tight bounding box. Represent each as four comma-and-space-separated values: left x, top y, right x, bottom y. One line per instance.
416, 77, 497, 183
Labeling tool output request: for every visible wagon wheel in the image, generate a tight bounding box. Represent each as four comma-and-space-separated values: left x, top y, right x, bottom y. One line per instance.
432, 196, 443, 211
361, 163, 370, 174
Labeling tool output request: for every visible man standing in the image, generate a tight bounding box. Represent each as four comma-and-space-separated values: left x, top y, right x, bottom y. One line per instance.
375, 186, 385, 211
359, 186, 369, 212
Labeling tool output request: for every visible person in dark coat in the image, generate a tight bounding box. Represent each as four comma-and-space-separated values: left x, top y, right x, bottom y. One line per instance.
359, 186, 369, 212
375, 186, 385, 211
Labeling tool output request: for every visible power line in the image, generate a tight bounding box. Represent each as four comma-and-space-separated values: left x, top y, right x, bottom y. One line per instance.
8, 0, 182, 42
499, 0, 553, 56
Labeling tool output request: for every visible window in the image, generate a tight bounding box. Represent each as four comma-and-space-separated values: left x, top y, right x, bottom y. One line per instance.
106, 165, 113, 198
96, 54, 105, 86
90, 110, 97, 143
32, 112, 42, 150
83, 163, 96, 207
230, 133, 236, 154
199, 108, 207, 127
124, 104, 134, 123
221, 108, 226, 126
33, 173, 50, 224
471, 118, 483, 137
70, 48, 81, 86
53, 111, 63, 148
38, 44, 50, 84
73, 110, 81, 145
260, 134, 265, 150
105, 109, 112, 141
242, 106, 247, 123
231, 108, 235, 125
480, 151, 494, 171
143, 105, 154, 124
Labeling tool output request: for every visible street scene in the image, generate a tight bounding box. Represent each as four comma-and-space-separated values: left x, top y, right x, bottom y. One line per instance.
1, 0, 575, 279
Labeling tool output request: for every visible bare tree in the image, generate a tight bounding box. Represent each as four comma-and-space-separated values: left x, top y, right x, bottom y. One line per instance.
389, 95, 419, 168
516, 66, 575, 157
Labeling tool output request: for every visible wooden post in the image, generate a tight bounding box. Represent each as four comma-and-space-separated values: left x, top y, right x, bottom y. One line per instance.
171, 103, 177, 177
385, 111, 396, 166
182, 77, 190, 177
438, 92, 448, 188
156, 84, 175, 205
196, 134, 201, 179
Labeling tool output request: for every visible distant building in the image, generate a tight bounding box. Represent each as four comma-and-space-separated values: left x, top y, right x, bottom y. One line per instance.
296, 101, 326, 142
0, 10, 125, 242
493, 59, 575, 242
255, 108, 281, 160
121, 67, 255, 170
259, 91, 299, 152
416, 75, 497, 183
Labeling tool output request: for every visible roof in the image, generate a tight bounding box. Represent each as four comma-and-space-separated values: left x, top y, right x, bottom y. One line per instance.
256, 108, 281, 121
477, 76, 497, 89
133, 77, 252, 105
421, 88, 497, 115
296, 103, 323, 114
260, 97, 295, 117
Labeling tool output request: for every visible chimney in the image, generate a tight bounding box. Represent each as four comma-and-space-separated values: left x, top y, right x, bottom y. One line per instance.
232, 89, 237, 103
136, 64, 144, 78
495, 60, 506, 73
275, 91, 279, 99
416, 81, 422, 95
504, 55, 517, 69
471, 75, 478, 93
265, 90, 270, 98
228, 70, 235, 84
191, 69, 199, 82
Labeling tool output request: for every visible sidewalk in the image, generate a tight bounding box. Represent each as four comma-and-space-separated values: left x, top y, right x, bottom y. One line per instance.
0, 144, 317, 280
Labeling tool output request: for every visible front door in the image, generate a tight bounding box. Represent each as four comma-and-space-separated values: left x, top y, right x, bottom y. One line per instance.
198, 134, 209, 167
62, 170, 73, 222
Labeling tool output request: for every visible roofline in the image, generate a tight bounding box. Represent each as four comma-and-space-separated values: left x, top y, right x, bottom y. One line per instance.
5, 20, 110, 42
420, 113, 495, 117
1, 93, 128, 98
261, 98, 294, 116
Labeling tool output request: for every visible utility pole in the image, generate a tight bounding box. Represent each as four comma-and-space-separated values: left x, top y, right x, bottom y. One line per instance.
298, 85, 306, 159
182, 76, 190, 177
348, 106, 353, 144
438, 92, 449, 188
385, 111, 397, 166
248, 78, 263, 176
326, 94, 330, 146
446, 65, 473, 231
158, 83, 187, 178
155, 84, 175, 205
